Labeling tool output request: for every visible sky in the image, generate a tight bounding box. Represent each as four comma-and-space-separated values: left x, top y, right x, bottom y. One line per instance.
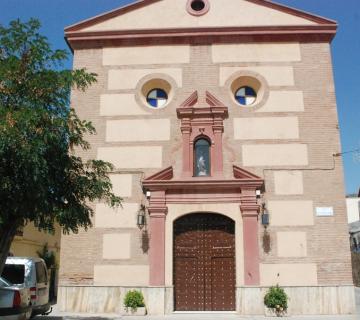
0, 0, 359, 194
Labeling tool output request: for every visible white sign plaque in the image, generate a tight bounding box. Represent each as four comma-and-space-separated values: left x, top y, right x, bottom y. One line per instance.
316, 207, 334, 217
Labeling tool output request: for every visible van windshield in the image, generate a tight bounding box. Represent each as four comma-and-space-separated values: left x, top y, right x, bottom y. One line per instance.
1, 264, 25, 285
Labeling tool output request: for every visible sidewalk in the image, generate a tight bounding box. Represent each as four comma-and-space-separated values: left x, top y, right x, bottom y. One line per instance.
34, 289, 360, 320
35, 308, 359, 320
35, 313, 359, 320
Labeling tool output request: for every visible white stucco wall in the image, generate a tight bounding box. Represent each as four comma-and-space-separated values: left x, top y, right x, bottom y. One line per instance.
346, 197, 360, 223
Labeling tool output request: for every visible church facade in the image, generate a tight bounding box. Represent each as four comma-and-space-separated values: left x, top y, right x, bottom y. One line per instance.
59, 0, 355, 315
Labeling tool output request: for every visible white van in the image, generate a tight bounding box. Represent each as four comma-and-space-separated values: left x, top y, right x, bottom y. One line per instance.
2, 257, 51, 317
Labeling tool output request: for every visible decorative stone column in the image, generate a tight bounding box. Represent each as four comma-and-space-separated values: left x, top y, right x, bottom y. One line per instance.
180, 118, 192, 178
212, 115, 224, 177
148, 190, 167, 286
240, 187, 261, 286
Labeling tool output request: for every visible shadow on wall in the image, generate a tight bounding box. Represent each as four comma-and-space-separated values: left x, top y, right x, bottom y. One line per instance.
141, 229, 150, 254
352, 252, 360, 287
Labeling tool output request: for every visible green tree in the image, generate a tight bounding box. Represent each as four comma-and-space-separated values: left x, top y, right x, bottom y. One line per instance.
0, 19, 121, 274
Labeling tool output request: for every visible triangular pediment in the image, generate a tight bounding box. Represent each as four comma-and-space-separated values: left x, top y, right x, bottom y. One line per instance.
233, 165, 263, 181
66, 0, 336, 34
145, 166, 173, 181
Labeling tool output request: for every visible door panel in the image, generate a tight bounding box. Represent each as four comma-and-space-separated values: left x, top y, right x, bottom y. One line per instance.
174, 257, 203, 311
211, 257, 235, 311
174, 213, 235, 311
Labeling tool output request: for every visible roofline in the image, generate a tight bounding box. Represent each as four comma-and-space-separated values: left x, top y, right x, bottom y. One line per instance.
65, 0, 337, 33
65, 0, 161, 32
65, 24, 337, 50
246, 0, 337, 25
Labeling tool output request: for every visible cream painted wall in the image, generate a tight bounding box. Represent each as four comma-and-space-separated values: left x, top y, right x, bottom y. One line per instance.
94, 265, 149, 285
103, 46, 190, 66
277, 232, 307, 257
234, 117, 299, 140
242, 144, 308, 167
106, 119, 171, 142
166, 204, 244, 287
102, 234, 131, 260
95, 203, 138, 229
11, 222, 61, 261
273, 171, 304, 195
108, 68, 182, 90
260, 263, 318, 286
82, 0, 315, 32
268, 200, 314, 226
220, 66, 295, 87
257, 91, 304, 113
100, 94, 149, 116
97, 146, 163, 169
109, 174, 133, 198
213, 43, 301, 63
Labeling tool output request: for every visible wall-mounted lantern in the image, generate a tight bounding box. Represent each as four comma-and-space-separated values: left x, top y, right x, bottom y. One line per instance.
137, 204, 146, 229
261, 203, 270, 228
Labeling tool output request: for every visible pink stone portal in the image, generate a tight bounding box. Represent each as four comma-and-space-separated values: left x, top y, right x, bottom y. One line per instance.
143, 92, 264, 287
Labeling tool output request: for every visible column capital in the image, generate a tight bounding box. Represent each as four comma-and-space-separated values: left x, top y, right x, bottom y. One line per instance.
240, 205, 260, 217
148, 206, 168, 217
240, 187, 260, 217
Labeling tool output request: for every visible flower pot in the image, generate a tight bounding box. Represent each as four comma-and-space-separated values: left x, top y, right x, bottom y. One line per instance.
124, 307, 147, 316
264, 307, 288, 317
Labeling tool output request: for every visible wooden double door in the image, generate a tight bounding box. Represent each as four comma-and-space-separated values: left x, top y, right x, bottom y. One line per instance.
174, 213, 235, 311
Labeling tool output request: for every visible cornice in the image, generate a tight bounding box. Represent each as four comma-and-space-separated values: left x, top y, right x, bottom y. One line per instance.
65, 24, 337, 49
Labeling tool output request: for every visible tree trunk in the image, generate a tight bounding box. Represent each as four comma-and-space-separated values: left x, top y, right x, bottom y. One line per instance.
0, 221, 20, 276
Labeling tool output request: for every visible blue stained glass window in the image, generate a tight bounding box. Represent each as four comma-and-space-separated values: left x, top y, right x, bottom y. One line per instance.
235, 86, 257, 106
146, 89, 168, 108
194, 138, 210, 177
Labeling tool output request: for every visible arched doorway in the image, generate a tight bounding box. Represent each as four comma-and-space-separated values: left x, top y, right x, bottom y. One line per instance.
173, 213, 235, 311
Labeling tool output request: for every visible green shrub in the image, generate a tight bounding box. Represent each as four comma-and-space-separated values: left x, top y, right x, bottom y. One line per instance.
124, 290, 145, 311
264, 285, 288, 312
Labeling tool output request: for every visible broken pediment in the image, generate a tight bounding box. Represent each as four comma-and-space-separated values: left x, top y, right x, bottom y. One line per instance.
233, 165, 263, 181
66, 0, 336, 34
177, 91, 228, 118
144, 166, 174, 181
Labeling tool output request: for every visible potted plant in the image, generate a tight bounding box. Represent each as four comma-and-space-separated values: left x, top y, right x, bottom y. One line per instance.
264, 285, 289, 317
124, 290, 146, 316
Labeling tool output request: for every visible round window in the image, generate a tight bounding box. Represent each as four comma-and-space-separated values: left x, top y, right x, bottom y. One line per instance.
146, 88, 168, 108
187, 0, 210, 16
234, 86, 257, 106
191, 0, 206, 11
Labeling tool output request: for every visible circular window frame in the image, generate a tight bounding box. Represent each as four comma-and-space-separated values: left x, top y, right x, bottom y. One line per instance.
135, 74, 178, 111
186, 0, 210, 16
225, 71, 269, 112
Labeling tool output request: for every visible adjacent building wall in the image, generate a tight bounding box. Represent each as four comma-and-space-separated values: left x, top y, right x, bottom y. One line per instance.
347, 197, 360, 223
10, 223, 61, 262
